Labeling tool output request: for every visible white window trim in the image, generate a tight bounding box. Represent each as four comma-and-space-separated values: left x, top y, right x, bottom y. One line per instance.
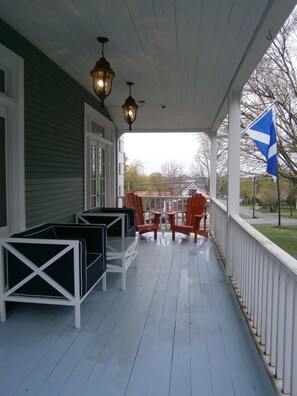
84, 103, 116, 209
0, 44, 25, 235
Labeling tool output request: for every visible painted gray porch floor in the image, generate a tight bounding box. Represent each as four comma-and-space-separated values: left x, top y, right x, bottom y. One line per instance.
0, 233, 276, 396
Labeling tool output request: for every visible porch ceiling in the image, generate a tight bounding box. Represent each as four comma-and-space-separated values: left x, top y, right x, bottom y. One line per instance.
0, 0, 295, 133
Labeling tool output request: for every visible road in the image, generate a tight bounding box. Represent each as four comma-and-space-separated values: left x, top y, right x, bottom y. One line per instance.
219, 200, 297, 226
240, 206, 297, 226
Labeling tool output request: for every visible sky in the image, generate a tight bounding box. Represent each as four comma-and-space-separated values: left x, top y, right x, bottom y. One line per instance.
123, 132, 200, 175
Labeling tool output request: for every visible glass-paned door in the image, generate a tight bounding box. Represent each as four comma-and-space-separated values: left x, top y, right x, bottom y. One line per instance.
0, 106, 8, 235
0, 69, 5, 93
90, 139, 106, 208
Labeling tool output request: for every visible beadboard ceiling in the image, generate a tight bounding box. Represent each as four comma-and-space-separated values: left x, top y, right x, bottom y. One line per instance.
0, 0, 295, 133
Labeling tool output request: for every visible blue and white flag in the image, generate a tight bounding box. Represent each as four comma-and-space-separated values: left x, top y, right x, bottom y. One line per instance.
246, 105, 278, 178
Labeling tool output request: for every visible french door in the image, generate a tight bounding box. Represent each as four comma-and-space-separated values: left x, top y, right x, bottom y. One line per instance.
84, 103, 116, 210
89, 139, 106, 208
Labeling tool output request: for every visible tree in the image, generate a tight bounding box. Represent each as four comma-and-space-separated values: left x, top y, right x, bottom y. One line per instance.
197, 9, 297, 188
240, 178, 254, 205
161, 161, 186, 195
217, 174, 228, 198
191, 133, 210, 178
124, 159, 149, 194
191, 127, 228, 183
256, 176, 289, 208
148, 172, 168, 194
240, 9, 297, 182
256, 178, 279, 208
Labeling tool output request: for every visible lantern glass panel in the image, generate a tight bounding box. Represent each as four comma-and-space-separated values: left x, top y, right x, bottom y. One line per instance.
92, 71, 113, 97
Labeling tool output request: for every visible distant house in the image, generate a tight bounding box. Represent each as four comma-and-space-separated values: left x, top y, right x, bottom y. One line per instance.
181, 179, 209, 197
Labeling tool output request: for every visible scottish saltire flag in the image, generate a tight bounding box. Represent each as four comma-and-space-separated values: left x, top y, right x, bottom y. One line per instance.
246, 105, 278, 178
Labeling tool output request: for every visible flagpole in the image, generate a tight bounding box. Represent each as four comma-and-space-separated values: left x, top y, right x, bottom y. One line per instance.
253, 176, 256, 218
272, 106, 281, 227
276, 160, 281, 226
241, 100, 276, 135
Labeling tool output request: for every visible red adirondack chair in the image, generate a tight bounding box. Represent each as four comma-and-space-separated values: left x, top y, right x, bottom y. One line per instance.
168, 193, 208, 243
124, 192, 162, 240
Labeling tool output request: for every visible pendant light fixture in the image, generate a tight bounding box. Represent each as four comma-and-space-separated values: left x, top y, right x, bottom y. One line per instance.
90, 37, 115, 108
122, 82, 139, 131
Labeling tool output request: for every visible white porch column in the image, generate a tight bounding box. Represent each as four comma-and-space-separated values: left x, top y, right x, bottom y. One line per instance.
227, 89, 242, 273
210, 129, 217, 199
209, 129, 217, 232
227, 89, 241, 216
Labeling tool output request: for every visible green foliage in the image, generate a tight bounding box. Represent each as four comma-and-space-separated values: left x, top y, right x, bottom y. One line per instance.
124, 159, 149, 194
217, 174, 228, 197
256, 178, 279, 206
148, 172, 168, 194
240, 178, 254, 205
124, 159, 188, 196
239, 176, 296, 207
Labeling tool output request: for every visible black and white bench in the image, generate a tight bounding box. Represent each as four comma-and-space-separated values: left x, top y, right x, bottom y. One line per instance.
0, 223, 107, 328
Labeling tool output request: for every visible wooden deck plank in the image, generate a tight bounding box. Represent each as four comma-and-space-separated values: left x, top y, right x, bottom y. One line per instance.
60, 282, 150, 395
169, 242, 192, 396
200, 243, 238, 395
11, 290, 112, 395
24, 294, 119, 395
206, 244, 275, 396
59, 238, 162, 396
84, 240, 170, 395
0, 305, 76, 395
125, 242, 177, 396
0, 234, 277, 396
34, 242, 153, 395
189, 240, 216, 395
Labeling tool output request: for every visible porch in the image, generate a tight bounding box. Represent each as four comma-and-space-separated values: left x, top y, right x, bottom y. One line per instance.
0, 231, 275, 396
0, 2, 296, 395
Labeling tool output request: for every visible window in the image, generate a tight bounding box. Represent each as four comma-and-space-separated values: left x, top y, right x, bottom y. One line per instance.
91, 120, 105, 137
0, 44, 25, 235
119, 139, 124, 153
119, 163, 124, 175
0, 116, 7, 227
0, 69, 4, 93
118, 185, 124, 197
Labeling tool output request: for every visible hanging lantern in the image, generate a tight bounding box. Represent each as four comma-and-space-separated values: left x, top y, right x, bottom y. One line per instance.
90, 37, 115, 108
122, 82, 139, 131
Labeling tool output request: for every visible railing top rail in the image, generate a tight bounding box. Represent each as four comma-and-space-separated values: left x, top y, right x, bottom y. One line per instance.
210, 197, 226, 211
138, 196, 192, 199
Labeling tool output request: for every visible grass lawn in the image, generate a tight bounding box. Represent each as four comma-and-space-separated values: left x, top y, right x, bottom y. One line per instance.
280, 207, 297, 218
254, 226, 297, 259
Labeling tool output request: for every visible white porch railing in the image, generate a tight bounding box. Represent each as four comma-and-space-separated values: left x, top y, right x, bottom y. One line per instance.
211, 198, 297, 396
209, 198, 228, 258
138, 195, 191, 229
